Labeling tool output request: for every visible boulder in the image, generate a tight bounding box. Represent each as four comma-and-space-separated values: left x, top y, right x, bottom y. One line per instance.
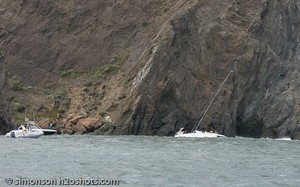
69, 115, 84, 124
63, 121, 75, 134
74, 117, 101, 134
37, 118, 51, 129
94, 124, 116, 135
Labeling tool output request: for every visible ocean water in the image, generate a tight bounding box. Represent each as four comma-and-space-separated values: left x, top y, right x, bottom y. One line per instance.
0, 135, 299, 187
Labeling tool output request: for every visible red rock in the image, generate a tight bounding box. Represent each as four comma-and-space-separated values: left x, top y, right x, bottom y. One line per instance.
69, 115, 84, 124
74, 117, 101, 134
64, 121, 75, 134
37, 118, 51, 129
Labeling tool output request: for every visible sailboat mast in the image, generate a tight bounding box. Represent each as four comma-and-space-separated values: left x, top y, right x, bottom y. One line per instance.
193, 71, 233, 131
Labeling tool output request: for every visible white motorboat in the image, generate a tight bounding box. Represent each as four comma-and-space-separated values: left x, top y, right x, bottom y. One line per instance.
25, 118, 57, 135
174, 71, 233, 138
5, 125, 44, 138
175, 128, 225, 138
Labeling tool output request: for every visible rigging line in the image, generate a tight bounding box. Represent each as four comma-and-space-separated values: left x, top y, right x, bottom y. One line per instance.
221, 71, 234, 131
191, 110, 205, 132
191, 95, 211, 132
193, 70, 234, 132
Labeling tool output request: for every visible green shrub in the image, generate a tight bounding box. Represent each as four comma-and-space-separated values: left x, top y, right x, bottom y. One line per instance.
11, 101, 25, 112
43, 107, 60, 119
59, 70, 82, 79
8, 76, 23, 91
23, 86, 34, 91
100, 111, 108, 117
102, 64, 120, 73
92, 64, 120, 78
48, 89, 70, 111
123, 76, 133, 86
14, 113, 29, 123
45, 83, 55, 89
113, 48, 131, 65
44, 88, 53, 95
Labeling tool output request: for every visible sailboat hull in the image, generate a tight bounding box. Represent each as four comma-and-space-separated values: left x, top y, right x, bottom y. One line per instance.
174, 130, 225, 138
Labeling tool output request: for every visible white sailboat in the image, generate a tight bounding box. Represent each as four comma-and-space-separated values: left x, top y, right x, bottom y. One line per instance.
174, 71, 233, 138
175, 128, 225, 138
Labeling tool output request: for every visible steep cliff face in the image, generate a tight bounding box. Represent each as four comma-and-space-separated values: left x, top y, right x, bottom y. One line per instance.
235, 0, 300, 139
114, 0, 300, 138
0, 57, 13, 134
1, 0, 300, 139
0, 108, 12, 135
1, 0, 179, 85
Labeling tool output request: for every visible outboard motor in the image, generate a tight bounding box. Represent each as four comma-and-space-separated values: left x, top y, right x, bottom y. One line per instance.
10, 131, 16, 138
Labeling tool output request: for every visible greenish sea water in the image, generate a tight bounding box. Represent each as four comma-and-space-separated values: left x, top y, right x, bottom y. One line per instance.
0, 135, 299, 186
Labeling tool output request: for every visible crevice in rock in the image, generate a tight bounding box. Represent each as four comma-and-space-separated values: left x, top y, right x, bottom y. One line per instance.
236, 116, 264, 138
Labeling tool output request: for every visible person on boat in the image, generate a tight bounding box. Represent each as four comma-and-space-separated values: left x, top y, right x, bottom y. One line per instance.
48, 122, 53, 129
176, 128, 185, 135
20, 125, 28, 135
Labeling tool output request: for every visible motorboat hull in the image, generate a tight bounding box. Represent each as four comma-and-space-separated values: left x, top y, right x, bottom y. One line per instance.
41, 130, 57, 135
32, 129, 57, 135
174, 130, 225, 138
5, 130, 44, 138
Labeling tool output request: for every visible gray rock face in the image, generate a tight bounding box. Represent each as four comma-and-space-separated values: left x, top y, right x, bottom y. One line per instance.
115, 0, 300, 139
0, 59, 13, 134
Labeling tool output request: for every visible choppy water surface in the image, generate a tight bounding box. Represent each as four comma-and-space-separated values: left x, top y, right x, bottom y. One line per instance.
1, 135, 299, 186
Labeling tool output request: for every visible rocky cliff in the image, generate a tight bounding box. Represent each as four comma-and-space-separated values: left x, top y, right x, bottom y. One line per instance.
0, 53, 13, 134
0, 0, 299, 139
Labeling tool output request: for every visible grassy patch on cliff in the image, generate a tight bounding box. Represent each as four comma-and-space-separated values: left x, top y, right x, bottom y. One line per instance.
123, 76, 133, 87
48, 89, 70, 112
14, 107, 59, 125
113, 48, 131, 65
11, 101, 25, 113
7, 75, 34, 91
42, 107, 60, 119
91, 48, 131, 78
7, 76, 24, 91
92, 64, 121, 78
58, 70, 84, 79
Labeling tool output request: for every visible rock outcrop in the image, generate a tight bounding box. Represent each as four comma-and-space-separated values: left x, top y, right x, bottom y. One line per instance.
1, 0, 300, 139
74, 117, 101, 134
114, 0, 300, 138
0, 56, 13, 134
